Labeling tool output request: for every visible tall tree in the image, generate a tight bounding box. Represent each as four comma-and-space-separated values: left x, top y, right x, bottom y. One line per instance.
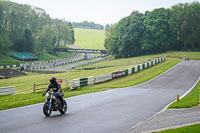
105, 11, 145, 58
169, 2, 200, 50
141, 8, 171, 53
0, 0, 75, 55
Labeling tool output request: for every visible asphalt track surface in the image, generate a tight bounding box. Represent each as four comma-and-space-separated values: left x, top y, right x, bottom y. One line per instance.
0, 61, 199, 133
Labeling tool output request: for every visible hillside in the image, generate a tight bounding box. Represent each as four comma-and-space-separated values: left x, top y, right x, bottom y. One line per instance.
74, 28, 105, 50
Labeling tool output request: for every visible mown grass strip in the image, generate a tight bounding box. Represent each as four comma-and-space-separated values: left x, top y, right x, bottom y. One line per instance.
168, 80, 200, 108
0, 88, 104, 111
156, 123, 200, 133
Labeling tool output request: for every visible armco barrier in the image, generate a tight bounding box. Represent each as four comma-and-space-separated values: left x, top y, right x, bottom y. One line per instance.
0, 54, 82, 70
70, 57, 166, 90
71, 79, 80, 89
94, 73, 112, 84
140, 64, 143, 71
80, 78, 88, 87
132, 67, 135, 73
128, 68, 132, 75
0, 86, 15, 96
137, 65, 140, 71
125, 69, 128, 76
112, 71, 124, 79
88, 77, 95, 85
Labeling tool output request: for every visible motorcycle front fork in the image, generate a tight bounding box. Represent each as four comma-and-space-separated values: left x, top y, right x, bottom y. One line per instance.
46, 97, 52, 109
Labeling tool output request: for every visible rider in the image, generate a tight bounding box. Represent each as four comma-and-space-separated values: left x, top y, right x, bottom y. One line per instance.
46, 77, 64, 107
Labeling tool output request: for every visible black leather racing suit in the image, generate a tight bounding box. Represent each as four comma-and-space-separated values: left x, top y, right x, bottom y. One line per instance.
46, 82, 64, 107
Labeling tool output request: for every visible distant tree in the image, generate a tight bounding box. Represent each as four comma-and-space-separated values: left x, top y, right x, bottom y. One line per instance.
104, 2, 200, 58
105, 11, 145, 58
69, 22, 75, 44
0, 1, 75, 55
169, 2, 200, 50
72, 21, 104, 30
34, 25, 55, 55
14, 29, 33, 52
140, 8, 171, 53
24, 29, 34, 52
105, 24, 110, 30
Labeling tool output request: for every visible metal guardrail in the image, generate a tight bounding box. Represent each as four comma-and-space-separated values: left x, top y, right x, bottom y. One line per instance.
0, 86, 15, 96
70, 57, 166, 90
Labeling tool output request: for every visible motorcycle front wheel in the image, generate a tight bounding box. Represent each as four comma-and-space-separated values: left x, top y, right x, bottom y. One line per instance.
59, 100, 67, 114
43, 102, 52, 117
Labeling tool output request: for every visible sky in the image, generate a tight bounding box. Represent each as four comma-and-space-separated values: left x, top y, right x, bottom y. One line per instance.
11, 0, 200, 25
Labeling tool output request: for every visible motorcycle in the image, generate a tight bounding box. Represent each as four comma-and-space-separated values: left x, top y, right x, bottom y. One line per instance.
42, 91, 67, 117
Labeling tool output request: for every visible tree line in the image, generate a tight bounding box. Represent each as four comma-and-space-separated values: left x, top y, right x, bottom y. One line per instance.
72, 21, 104, 30
0, 1, 75, 55
105, 2, 200, 58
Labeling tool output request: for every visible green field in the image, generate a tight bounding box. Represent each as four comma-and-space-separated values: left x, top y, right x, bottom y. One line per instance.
74, 28, 105, 50
157, 123, 200, 133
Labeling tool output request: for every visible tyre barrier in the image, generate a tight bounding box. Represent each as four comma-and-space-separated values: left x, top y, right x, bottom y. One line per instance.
0, 54, 84, 70
70, 56, 166, 90
0, 86, 15, 96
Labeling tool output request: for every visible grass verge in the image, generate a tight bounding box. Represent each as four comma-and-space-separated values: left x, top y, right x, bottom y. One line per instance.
38, 52, 75, 61
156, 123, 200, 133
168, 80, 200, 108
82, 58, 179, 89
0, 88, 104, 111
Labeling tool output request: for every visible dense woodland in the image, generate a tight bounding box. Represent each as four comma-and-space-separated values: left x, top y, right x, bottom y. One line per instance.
0, 1, 75, 56
72, 21, 104, 30
105, 2, 200, 58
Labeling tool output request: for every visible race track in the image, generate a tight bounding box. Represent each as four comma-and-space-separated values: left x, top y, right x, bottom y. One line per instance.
0, 61, 199, 133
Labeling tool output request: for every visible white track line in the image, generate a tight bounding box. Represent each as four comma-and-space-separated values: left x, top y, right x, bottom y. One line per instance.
125, 62, 200, 133
141, 121, 200, 133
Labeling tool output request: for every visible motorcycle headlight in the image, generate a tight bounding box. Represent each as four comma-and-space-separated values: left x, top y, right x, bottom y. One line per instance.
46, 93, 49, 97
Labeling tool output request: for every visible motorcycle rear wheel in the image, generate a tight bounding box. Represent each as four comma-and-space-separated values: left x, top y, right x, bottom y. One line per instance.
59, 100, 67, 114
43, 102, 52, 117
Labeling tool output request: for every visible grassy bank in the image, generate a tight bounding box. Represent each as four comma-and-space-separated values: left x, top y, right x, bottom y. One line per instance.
82, 58, 178, 89
0, 88, 104, 110
157, 51, 200, 60
0, 52, 76, 66
168, 80, 200, 108
157, 123, 200, 133
38, 52, 76, 61
0, 56, 22, 66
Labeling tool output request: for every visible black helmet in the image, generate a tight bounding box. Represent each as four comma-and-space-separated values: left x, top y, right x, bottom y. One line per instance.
50, 77, 56, 84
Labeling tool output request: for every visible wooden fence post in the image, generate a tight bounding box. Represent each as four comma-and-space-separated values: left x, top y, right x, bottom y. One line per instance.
33, 83, 35, 93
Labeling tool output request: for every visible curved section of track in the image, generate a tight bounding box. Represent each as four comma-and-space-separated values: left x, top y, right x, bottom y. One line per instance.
0, 61, 199, 133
